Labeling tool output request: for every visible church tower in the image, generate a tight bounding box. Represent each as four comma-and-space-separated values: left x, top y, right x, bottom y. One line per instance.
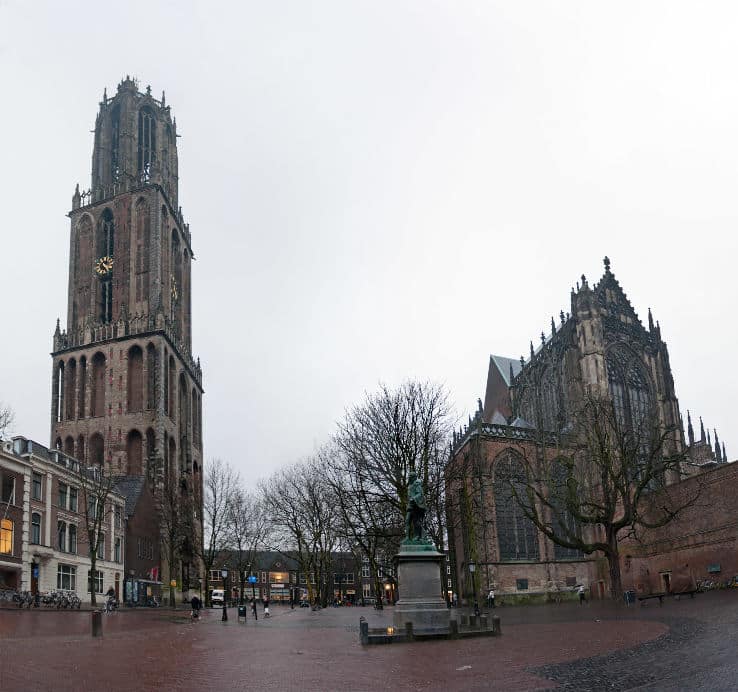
50, 77, 203, 587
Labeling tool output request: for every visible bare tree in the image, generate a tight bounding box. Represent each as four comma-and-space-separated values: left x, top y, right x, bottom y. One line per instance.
79, 464, 118, 606
508, 392, 699, 600
227, 490, 271, 603
261, 457, 339, 608
199, 458, 238, 607
156, 472, 184, 608
332, 380, 454, 600
0, 403, 15, 440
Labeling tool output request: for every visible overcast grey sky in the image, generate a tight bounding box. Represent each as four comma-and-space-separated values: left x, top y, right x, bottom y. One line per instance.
1, 1, 735, 484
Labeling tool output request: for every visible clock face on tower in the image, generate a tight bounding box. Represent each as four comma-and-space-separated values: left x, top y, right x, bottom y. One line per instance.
94, 256, 114, 278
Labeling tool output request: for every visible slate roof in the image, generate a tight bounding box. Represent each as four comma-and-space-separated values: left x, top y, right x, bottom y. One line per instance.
112, 475, 146, 518
490, 355, 523, 387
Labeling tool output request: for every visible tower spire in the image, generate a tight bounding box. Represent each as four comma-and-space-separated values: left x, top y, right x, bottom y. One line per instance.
687, 410, 694, 445
700, 416, 706, 442
714, 430, 722, 462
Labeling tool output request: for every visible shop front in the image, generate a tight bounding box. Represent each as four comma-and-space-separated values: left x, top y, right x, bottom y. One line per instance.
125, 577, 163, 605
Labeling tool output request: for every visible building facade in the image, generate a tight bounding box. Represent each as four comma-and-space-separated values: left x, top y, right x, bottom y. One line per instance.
1, 437, 126, 604
446, 258, 729, 602
49, 77, 204, 595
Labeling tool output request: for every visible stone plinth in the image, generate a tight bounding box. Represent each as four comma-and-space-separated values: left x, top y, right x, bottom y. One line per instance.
393, 545, 450, 636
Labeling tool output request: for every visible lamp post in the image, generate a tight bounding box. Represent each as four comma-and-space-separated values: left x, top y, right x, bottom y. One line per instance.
468, 561, 480, 617
221, 569, 228, 622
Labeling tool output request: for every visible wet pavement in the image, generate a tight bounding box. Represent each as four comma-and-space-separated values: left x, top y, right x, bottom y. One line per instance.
0, 590, 736, 690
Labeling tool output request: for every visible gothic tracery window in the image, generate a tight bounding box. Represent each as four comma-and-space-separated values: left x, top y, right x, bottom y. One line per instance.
494, 450, 539, 561
606, 348, 652, 433
138, 107, 156, 176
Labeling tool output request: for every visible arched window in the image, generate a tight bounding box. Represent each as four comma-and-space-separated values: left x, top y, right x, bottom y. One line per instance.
55, 361, 65, 423
77, 435, 85, 464
146, 343, 158, 410
549, 460, 584, 560
163, 349, 170, 415
606, 348, 652, 433
75, 216, 93, 329
126, 430, 143, 475
138, 107, 156, 175
145, 428, 156, 481
168, 356, 176, 420
97, 209, 114, 324
127, 345, 144, 412
171, 230, 182, 331
90, 352, 106, 417
64, 436, 75, 457
178, 372, 188, 435
493, 450, 540, 561
89, 433, 104, 466
191, 388, 198, 446
134, 198, 151, 303
65, 359, 77, 420
78, 356, 87, 418
168, 436, 177, 485
111, 105, 121, 180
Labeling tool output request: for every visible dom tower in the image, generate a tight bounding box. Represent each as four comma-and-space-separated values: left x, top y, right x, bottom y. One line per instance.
50, 77, 204, 594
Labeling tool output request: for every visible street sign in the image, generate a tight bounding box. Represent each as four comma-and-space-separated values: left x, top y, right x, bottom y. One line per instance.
247, 575, 257, 583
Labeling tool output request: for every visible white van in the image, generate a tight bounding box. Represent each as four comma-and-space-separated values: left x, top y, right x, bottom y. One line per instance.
211, 589, 225, 606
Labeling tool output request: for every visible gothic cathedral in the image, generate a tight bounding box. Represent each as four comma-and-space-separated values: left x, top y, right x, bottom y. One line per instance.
50, 77, 203, 588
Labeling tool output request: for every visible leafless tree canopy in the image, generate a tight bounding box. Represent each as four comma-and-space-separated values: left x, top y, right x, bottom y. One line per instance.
200, 458, 238, 606
260, 458, 339, 607
508, 392, 699, 599
0, 403, 15, 440
79, 465, 117, 606
226, 489, 271, 603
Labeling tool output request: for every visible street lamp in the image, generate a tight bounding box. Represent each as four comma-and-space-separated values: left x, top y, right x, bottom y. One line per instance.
468, 561, 480, 617
221, 569, 228, 622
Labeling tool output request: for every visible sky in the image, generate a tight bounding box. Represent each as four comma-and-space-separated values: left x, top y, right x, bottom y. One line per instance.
0, 1, 736, 487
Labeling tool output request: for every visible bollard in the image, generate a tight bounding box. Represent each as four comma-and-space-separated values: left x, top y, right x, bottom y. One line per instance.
359, 617, 369, 645
492, 615, 501, 635
91, 610, 103, 638
405, 621, 414, 640
449, 619, 459, 638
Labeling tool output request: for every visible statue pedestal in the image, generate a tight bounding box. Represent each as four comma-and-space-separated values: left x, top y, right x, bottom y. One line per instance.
393, 544, 450, 636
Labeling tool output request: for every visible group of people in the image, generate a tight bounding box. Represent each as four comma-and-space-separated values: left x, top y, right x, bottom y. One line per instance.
190, 595, 271, 620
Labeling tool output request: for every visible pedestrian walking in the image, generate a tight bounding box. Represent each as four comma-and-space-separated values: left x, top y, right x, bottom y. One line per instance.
191, 595, 201, 621
264, 597, 270, 618
577, 584, 586, 604
250, 597, 258, 620
487, 589, 495, 609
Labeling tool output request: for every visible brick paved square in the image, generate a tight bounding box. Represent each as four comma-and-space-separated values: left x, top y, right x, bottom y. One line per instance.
1, 592, 736, 691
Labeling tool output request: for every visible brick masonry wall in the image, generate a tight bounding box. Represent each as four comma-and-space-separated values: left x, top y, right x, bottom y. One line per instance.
620, 462, 738, 594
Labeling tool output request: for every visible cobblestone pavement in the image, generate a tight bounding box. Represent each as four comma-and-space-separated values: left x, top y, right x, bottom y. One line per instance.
0, 591, 736, 690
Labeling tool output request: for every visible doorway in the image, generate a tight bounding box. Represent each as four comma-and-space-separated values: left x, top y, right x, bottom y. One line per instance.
661, 572, 671, 593
31, 563, 39, 594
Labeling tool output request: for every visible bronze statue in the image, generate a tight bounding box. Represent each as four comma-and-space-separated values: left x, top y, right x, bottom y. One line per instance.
405, 470, 427, 542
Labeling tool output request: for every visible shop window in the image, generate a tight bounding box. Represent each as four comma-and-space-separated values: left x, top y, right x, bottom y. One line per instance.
57, 564, 76, 590
0, 518, 13, 554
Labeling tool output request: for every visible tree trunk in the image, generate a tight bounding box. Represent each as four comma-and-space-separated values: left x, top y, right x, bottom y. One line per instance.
90, 552, 97, 606
606, 531, 623, 601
